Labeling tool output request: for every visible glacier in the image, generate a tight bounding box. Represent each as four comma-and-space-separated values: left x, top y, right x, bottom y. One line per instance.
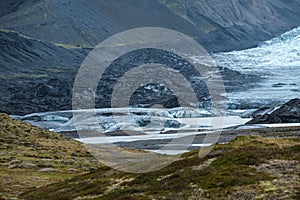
213, 26, 300, 109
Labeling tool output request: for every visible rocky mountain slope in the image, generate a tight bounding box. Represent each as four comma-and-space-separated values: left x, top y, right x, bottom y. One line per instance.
1, 0, 300, 52
0, 0, 200, 48
0, 0, 299, 115
0, 0, 35, 18
0, 30, 89, 115
0, 29, 87, 70
160, 0, 300, 51
0, 114, 99, 199
0, 29, 260, 115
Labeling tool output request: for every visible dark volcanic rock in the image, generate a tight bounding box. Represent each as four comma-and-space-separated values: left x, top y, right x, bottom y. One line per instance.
247, 99, 300, 124
94, 48, 260, 110
0, 0, 35, 17
0, 31, 261, 115
0, 30, 86, 115
0, 30, 88, 69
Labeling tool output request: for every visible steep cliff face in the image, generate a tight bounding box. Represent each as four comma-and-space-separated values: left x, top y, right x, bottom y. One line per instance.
162, 0, 299, 28
160, 0, 300, 51
0, 0, 299, 52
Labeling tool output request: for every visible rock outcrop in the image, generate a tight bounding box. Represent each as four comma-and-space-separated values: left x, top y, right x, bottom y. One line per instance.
247, 98, 300, 124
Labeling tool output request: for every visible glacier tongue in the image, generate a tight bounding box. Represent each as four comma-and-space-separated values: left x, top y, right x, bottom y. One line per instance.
213, 26, 300, 108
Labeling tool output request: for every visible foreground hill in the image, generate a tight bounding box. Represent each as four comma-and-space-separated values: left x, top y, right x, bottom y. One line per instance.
0, 114, 99, 199
1, 0, 300, 52
0, 113, 298, 199
21, 132, 300, 199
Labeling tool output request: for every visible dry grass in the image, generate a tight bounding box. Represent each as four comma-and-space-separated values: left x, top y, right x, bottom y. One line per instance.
20, 134, 299, 200
1, 113, 299, 199
0, 114, 100, 199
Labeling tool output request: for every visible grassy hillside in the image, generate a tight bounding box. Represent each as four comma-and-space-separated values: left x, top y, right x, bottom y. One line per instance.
20, 134, 300, 199
0, 114, 100, 199
0, 113, 298, 199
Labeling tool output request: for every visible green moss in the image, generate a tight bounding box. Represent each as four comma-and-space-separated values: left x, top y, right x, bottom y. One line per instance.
0, 28, 36, 40
159, 0, 185, 16
0, 73, 49, 79
197, 165, 271, 189
159, 0, 216, 34
210, 149, 262, 167
0, 28, 17, 34
289, 144, 300, 152
0, 74, 12, 79
198, 24, 217, 34
15, 73, 48, 79
54, 43, 81, 49
259, 181, 278, 192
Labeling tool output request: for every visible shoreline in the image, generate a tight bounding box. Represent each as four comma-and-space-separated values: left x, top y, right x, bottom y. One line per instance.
77, 125, 300, 155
